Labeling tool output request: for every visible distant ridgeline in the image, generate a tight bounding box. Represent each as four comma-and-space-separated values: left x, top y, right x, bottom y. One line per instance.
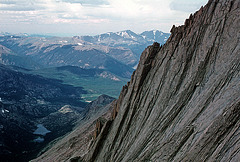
0, 30, 169, 69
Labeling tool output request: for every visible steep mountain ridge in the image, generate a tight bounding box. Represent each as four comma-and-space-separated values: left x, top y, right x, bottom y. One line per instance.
82, 0, 240, 161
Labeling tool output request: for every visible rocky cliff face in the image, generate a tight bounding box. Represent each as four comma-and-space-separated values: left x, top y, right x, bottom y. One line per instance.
84, 0, 240, 161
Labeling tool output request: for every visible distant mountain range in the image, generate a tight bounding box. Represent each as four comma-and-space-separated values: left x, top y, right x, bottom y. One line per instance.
0, 30, 170, 69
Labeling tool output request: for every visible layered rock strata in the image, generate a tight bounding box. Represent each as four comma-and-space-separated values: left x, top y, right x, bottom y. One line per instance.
84, 0, 240, 161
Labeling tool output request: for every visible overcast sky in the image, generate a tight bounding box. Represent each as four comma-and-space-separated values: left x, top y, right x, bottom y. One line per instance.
0, 0, 208, 36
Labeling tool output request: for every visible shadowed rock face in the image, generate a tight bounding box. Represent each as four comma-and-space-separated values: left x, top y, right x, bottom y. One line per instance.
84, 0, 240, 161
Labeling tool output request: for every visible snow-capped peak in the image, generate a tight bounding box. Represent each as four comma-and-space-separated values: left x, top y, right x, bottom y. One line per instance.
116, 30, 136, 39
116, 31, 130, 38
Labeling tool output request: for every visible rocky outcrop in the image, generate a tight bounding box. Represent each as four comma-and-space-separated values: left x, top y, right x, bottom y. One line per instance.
112, 85, 128, 119
84, 94, 115, 120
83, 0, 240, 161
93, 117, 107, 140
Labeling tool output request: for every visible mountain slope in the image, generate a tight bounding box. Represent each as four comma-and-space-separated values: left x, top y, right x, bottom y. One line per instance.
83, 0, 240, 161
0, 44, 42, 69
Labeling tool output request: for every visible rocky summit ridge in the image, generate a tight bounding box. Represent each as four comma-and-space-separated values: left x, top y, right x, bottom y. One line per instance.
83, 0, 240, 161
33, 0, 240, 161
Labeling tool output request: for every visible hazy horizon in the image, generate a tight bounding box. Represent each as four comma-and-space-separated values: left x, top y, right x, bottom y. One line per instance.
1, 29, 169, 37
